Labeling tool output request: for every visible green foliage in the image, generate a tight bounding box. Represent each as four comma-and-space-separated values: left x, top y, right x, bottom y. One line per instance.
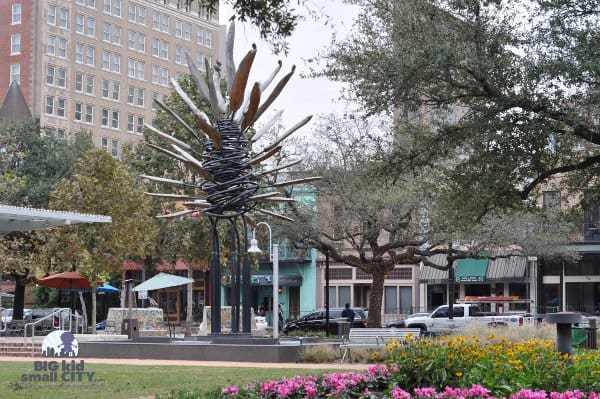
322, 0, 600, 220
42, 149, 156, 329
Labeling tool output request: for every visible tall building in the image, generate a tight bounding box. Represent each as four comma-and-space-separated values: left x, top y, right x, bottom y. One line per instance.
0, 0, 222, 157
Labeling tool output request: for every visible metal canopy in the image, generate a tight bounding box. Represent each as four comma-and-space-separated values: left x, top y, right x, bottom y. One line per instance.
0, 204, 111, 234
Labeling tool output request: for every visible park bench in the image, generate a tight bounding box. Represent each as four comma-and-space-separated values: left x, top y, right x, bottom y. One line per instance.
339, 327, 422, 363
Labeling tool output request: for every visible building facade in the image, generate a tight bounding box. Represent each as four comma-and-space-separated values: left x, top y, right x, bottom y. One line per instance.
0, 0, 221, 156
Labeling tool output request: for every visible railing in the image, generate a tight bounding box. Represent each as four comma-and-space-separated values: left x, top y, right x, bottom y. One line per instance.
583, 222, 600, 241
24, 308, 72, 356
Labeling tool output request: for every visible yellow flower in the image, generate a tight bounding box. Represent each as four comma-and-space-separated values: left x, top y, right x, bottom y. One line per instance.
455, 371, 463, 377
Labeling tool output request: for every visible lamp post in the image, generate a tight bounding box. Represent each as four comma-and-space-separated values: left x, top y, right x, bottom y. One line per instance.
248, 222, 280, 339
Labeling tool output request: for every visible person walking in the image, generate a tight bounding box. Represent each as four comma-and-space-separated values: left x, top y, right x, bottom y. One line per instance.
341, 302, 354, 323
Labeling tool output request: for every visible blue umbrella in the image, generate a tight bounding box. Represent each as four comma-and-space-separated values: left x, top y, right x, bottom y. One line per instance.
68, 282, 120, 293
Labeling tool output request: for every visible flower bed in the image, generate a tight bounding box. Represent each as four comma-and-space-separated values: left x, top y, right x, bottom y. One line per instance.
163, 334, 600, 398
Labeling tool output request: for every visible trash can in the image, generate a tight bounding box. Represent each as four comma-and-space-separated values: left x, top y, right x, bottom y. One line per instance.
121, 318, 139, 339
337, 321, 351, 336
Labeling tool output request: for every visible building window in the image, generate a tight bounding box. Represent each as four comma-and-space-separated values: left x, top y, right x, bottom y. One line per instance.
175, 46, 182, 64
384, 286, 397, 314
127, 113, 134, 132
128, 3, 136, 22
11, 34, 21, 54
45, 96, 54, 115
12, 4, 22, 24
58, 8, 68, 29
160, 67, 169, 86
57, 98, 66, 118
136, 88, 144, 107
104, 0, 121, 17
113, 53, 121, 73
112, 25, 121, 45
137, 34, 145, 52
47, 36, 56, 55
103, 22, 110, 41
74, 102, 83, 121
75, 73, 84, 92
57, 129, 66, 139
151, 65, 159, 84
58, 38, 67, 58
112, 82, 120, 101
204, 30, 212, 48
151, 92, 158, 109
137, 116, 144, 133
128, 31, 135, 50
160, 41, 168, 59
76, 14, 84, 34
86, 46, 94, 66
75, 43, 83, 63
86, 17, 96, 37
47, 64, 55, 85
101, 137, 108, 150
138, 6, 146, 25
175, 19, 182, 37
102, 51, 110, 70
10, 64, 20, 85
57, 68, 67, 88
111, 139, 118, 157
85, 104, 93, 123
127, 86, 134, 104
111, 110, 119, 128
101, 108, 109, 126
48, 5, 56, 25
101, 79, 109, 98
86, 75, 94, 94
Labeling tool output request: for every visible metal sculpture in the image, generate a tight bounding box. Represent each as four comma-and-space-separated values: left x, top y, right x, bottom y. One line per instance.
141, 21, 320, 334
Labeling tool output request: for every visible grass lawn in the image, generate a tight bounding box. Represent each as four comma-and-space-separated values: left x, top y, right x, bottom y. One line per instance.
0, 361, 339, 399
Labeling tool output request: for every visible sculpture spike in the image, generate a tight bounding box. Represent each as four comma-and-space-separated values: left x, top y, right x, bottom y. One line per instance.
241, 82, 261, 131
256, 160, 302, 176
157, 209, 195, 218
256, 197, 297, 203
153, 97, 205, 145
212, 69, 227, 114
260, 60, 283, 92
170, 78, 212, 126
263, 115, 313, 152
203, 58, 224, 119
185, 53, 211, 104
249, 145, 282, 166
229, 44, 257, 113
170, 144, 214, 181
145, 193, 196, 200
253, 66, 296, 123
145, 124, 192, 151
251, 110, 283, 143
195, 115, 223, 149
225, 21, 236, 93
145, 142, 189, 163
139, 174, 189, 187
272, 177, 323, 187
255, 208, 295, 222
248, 192, 281, 200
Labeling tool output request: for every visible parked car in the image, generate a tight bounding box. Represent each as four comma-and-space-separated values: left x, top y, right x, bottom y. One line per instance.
282, 308, 367, 334
1, 308, 32, 324
386, 312, 430, 328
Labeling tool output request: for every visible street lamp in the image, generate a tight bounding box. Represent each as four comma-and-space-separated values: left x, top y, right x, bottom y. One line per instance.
248, 222, 280, 339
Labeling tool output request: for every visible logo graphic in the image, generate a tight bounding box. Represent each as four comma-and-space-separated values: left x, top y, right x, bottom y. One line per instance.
42, 330, 79, 357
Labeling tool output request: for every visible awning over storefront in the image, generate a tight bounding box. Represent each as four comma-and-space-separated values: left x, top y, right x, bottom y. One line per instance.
419, 254, 449, 283
250, 275, 303, 287
455, 259, 488, 282
486, 256, 527, 281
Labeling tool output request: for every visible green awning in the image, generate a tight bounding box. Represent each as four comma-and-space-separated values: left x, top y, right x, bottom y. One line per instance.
454, 259, 488, 282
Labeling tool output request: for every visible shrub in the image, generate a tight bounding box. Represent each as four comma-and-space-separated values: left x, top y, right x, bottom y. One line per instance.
386, 334, 600, 396
300, 344, 338, 363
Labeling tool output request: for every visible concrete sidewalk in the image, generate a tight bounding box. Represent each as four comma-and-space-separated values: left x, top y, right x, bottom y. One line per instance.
0, 356, 371, 370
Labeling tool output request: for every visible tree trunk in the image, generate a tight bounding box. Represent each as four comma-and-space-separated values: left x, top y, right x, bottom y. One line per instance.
91, 291, 97, 334
186, 266, 193, 335
13, 275, 27, 320
367, 269, 386, 327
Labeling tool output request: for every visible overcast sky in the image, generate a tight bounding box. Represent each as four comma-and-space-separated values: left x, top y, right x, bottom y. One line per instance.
218, 1, 360, 131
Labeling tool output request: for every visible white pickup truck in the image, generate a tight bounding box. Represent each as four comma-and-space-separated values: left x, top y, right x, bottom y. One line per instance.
402, 304, 533, 333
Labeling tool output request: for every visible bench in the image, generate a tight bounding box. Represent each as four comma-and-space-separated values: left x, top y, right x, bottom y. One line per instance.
339, 327, 421, 362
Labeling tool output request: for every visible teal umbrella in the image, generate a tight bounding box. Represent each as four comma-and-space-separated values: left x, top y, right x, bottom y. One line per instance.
132, 273, 194, 292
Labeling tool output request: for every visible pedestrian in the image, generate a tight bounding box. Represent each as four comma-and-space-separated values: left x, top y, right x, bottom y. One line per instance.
341, 302, 355, 323
278, 304, 284, 330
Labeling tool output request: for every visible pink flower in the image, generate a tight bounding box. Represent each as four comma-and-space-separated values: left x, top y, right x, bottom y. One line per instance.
391, 386, 412, 399
223, 385, 238, 396
414, 387, 437, 398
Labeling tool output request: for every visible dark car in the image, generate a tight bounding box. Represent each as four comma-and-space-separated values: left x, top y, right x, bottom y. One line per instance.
282, 308, 367, 334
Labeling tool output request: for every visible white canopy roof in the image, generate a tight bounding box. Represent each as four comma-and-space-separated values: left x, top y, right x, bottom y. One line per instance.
0, 204, 111, 234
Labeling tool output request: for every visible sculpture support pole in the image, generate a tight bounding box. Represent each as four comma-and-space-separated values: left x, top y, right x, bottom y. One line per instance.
210, 218, 221, 334
230, 220, 240, 333
242, 218, 252, 333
